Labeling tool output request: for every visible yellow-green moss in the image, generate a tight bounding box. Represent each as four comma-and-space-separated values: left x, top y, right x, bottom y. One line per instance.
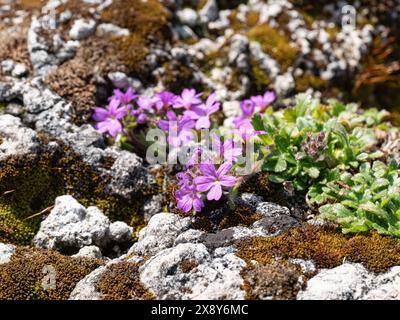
236, 225, 400, 273
96, 261, 154, 300
0, 246, 102, 300
295, 73, 328, 92
248, 24, 300, 72
249, 60, 272, 92
0, 140, 155, 245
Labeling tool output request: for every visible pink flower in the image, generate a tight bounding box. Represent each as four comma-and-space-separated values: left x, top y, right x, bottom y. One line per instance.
176, 184, 204, 213
158, 111, 195, 147
174, 88, 203, 109
250, 90, 275, 112
194, 162, 236, 201
233, 99, 255, 129
93, 98, 127, 137
184, 93, 220, 129
111, 87, 137, 108
212, 134, 242, 163
155, 91, 178, 111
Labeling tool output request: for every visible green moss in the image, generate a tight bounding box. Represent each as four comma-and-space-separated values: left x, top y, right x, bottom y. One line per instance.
236, 224, 400, 273
249, 60, 272, 92
248, 24, 299, 72
96, 261, 154, 300
0, 246, 102, 300
0, 139, 154, 245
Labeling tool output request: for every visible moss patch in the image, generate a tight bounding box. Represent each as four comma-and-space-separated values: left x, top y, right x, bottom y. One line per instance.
97, 261, 154, 300
0, 139, 151, 245
100, 0, 170, 39
0, 246, 102, 300
236, 224, 400, 273
241, 262, 304, 300
248, 24, 299, 72
180, 259, 198, 273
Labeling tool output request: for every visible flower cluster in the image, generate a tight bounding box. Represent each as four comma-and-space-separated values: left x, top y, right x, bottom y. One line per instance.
233, 90, 276, 140
92, 87, 276, 214
175, 134, 241, 213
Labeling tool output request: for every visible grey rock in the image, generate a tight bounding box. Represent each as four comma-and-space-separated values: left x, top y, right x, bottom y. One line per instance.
33, 195, 132, 254
73, 246, 103, 259
109, 221, 133, 243
0, 243, 15, 265
249, 42, 280, 80
235, 193, 264, 211
143, 194, 164, 222
139, 243, 246, 299
129, 213, 192, 256
69, 19, 96, 40
174, 229, 206, 245
107, 151, 153, 198
28, 17, 79, 75
199, 0, 218, 23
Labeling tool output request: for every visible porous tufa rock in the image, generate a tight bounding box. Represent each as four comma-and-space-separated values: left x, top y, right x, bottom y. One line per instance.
69, 19, 97, 40
139, 243, 246, 299
33, 195, 132, 254
129, 213, 193, 256
0, 243, 16, 265
0, 115, 40, 159
73, 246, 103, 259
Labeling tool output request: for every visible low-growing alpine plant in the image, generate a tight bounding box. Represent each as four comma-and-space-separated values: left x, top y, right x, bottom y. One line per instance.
92, 87, 400, 237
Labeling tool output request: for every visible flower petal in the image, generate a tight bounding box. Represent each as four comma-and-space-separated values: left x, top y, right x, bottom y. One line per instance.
219, 175, 236, 187
194, 176, 215, 192
207, 183, 222, 201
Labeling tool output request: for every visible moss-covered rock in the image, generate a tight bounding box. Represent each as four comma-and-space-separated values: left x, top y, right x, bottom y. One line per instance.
248, 24, 299, 72
236, 224, 400, 273
0, 246, 102, 300
96, 261, 154, 300
241, 262, 304, 300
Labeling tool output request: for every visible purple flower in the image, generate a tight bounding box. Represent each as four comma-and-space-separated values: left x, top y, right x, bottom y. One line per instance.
111, 87, 137, 107
155, 91, 177, 111
212, 134, 242, 163
137, 96, 155, 112
194, 162, 236, 201
158, 111, 195, 147
174, 88, 203, 109
93, 98, 127, 137
233, 99, 255, 129
184, 93, 220, 130
176, 184, 204, 213
250, 90, 275, 112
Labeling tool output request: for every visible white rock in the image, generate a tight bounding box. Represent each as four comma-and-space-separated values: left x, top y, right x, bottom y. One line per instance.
139, 243, 246, 299
98, 23, 129, 37
0, 243, 15, 265
69, 19, 96, 40
129, 213, 192, 256
73, 246, 103, 259
33, 195, 132, 254
177, 8, 198, 27
297, 263, 373, 300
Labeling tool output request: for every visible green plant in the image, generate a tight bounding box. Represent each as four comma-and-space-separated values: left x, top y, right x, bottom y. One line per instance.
252, 93, 400, 236
252, 94, 383, 190
317, 160, 400, 236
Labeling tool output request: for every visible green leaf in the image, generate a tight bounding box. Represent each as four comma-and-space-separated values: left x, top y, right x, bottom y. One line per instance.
304, 166, 320, 179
